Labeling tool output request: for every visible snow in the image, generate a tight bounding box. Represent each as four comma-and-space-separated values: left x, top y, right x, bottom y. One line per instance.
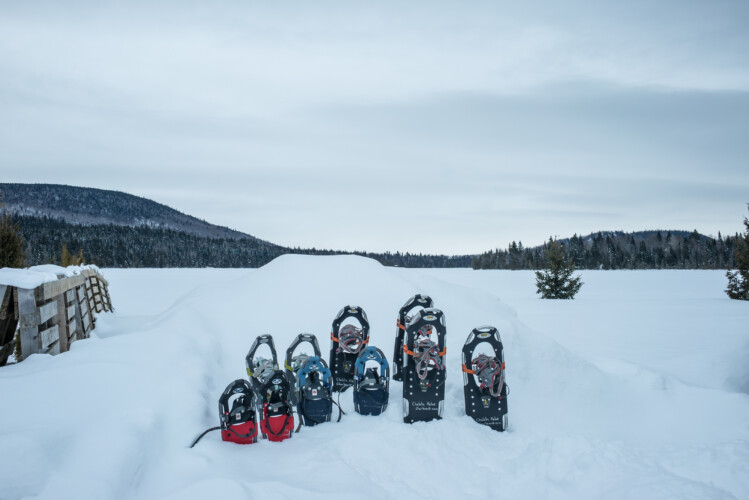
1, 256, 748, 499
0, 264, 100, 289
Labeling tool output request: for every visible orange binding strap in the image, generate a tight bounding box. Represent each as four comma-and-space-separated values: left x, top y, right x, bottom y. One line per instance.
461, 363, 475, 374
396, 320, 405, 331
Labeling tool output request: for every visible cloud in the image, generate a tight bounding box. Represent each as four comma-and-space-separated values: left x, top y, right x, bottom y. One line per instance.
1, 1, 748, 253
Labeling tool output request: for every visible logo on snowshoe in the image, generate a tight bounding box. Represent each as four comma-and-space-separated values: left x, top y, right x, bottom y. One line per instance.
349, 308, 358, 314
424, 315, 437, 321
477, 332, 491, 339
271, 378, 283, 385
232, 387, 245, 393
481, 396, 491, 408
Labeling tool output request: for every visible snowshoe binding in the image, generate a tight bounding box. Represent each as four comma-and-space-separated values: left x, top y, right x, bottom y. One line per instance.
353, 346, 390, 416
393, 295, 433, 381
258, 370, 295, 441
284, 333, 323, 405
296, 356, 334, 427
402, 308, 446, 423
329, 306, 370, 392
462, 326, 508, 432
246, 334, 280, 395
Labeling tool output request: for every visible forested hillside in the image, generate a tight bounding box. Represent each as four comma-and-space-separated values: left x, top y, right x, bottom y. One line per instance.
473, 231, 738, 270
12, 215, 472, 268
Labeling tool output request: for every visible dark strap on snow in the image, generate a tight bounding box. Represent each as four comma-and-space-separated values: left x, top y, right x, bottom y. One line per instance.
189, 426, 221, 448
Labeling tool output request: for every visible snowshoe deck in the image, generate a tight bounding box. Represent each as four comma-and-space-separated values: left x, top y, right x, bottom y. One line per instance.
462, 326, 508, 432
329, 306, 370, 392
402, 308, 446, 423
392, 295, 433, 381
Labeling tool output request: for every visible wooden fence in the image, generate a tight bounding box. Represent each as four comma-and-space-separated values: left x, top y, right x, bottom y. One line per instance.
0, 269, 112, 366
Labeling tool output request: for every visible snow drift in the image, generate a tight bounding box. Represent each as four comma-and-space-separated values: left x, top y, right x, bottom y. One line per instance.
1, 256, 748, 499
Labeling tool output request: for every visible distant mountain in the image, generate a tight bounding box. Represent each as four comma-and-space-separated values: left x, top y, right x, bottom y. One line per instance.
0, 183, 471, 268
0, 183, 252, 240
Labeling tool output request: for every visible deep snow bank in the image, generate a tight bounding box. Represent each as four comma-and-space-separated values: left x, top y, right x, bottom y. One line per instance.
1, 256, 748, 499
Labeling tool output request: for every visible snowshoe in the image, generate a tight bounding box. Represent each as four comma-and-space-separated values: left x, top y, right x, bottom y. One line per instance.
219, 379, 258, 444
189, 379, 258, 447
329, 306, 370, 392
353, 346, 390, 416
402, 308, 446, 423
246, 334, 279, 395
285, 333, 322, 405
393, 295, 433, 381
462, 326, 508, 432
258, 370, 295, 441
296, 356, 334, 427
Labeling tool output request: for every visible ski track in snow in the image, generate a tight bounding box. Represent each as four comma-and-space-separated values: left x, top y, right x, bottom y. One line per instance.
1, 256, 748, 500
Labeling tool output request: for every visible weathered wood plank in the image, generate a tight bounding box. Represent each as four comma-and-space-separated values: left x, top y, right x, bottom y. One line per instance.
40, 324, 59, 349
71, 286, 85, 341
83, 313, 91, 331
17, 288, 39, 360
65, 289, 75, 303
55, 294, 69, 353
67, 319, 78, 339
38, 300, 58, 324
67, 304, 76, 319
40, 275, 86, 302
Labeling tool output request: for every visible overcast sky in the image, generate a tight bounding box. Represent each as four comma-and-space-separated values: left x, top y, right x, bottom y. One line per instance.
1, 1, 748, 254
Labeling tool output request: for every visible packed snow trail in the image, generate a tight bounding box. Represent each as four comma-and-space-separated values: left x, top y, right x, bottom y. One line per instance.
1, 256, 748, 499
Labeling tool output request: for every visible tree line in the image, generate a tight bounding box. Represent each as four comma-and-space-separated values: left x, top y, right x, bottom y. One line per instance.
12, 215, 473, 268
473, 230, 739, 270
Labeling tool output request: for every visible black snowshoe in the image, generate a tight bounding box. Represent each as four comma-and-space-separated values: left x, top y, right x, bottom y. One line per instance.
329, 306, 370, 392
245, 334, 280, 395
258, 370, 295, 441
284, 333, 323, 405
353, 346, 390, 416
218, 379, 258, 444
402, 308, 446, 423
295, 356, 334, 427
189, 379, 258, 447
393, 295, 433, 381
462, 326, 508, 432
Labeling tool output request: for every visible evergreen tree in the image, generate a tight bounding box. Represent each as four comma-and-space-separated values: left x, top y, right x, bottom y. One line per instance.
0, 195, 26, 268
726, 206, 749, 300
535, 237, 583, 299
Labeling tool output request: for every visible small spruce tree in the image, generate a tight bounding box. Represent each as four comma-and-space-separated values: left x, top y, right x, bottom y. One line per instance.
726, 206, 749, 300
60, 242, 85, 267
0, 196, 26, 268
535, 237, 583, 299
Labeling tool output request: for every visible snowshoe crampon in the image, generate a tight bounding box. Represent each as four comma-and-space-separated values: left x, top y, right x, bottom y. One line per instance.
353, 346, 390, 416
392, 295, 433, 382
329, 306, 370, 392
285, 333, 322, 405
402, 308, 446, 423
296, 356, 334, 426
259, 370, 295, 441
246, 334, 279, 394
219, 379, 258, 444
462, 326, 508, 432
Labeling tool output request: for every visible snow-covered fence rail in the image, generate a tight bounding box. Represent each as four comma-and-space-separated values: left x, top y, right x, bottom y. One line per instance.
0, 268, 112, 366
